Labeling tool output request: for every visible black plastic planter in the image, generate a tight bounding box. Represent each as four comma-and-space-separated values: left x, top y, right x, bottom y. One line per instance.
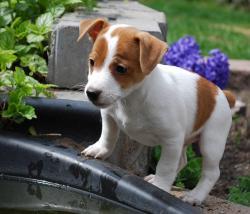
0, 97, 200, 214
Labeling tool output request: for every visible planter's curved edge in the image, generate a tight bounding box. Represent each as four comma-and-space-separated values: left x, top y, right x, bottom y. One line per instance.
0, 96, 102, 142
0, 174, 142, 214
0, 132, 200, 214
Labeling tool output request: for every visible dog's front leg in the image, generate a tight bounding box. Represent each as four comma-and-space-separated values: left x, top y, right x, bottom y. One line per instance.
146, 135, 184, 192
81, 110, 119, 159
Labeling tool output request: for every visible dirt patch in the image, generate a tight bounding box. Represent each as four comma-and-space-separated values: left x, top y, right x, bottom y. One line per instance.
203, 195, 250, 214
170, 189, 250, 213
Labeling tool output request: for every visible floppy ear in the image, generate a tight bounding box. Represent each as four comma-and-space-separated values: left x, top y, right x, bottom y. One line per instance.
77, 18, 109, 42
135, 32, 168, 75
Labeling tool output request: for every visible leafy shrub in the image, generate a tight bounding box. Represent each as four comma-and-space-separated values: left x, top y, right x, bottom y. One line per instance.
1, 68, 53, 123
0, 0, 95, 123
228, 176, 250, 206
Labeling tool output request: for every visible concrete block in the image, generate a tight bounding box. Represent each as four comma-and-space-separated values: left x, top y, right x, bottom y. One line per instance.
48, 21, 91, 88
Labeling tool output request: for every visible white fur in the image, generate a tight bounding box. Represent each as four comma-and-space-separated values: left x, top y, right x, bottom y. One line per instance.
82, 25, 232, 205
85, 25, 129, 107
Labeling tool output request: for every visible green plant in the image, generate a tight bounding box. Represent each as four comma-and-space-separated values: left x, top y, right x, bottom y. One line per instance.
0, 68, 53, 123
175, 146, 202, 189
152, 145, 202, 189
0, 0, 95, 124
228, 176, 250, 206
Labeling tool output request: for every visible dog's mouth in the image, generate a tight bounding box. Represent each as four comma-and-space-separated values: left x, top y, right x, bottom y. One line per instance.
91, 101, 111, 108
85, 89, 122, 108
90, 97, 120, 108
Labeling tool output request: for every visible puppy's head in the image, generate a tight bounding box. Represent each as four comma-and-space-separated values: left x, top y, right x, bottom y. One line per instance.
78, 18, 167, 108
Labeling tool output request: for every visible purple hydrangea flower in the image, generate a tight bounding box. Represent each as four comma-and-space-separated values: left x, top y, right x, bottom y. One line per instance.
163, 36, 229, 89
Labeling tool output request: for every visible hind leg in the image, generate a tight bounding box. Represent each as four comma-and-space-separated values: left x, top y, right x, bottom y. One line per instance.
183, 120, 231, 205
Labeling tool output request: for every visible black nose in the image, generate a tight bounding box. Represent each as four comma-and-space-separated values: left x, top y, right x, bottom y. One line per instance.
86, 89, 101, 101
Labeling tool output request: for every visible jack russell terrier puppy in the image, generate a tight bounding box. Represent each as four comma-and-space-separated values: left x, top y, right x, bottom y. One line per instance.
78, 18, 235, 205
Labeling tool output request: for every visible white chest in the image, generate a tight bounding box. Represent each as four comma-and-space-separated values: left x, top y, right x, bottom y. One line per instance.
108, 101, 166, 146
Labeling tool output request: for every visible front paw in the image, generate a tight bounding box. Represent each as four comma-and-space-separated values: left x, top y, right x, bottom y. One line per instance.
81, 141, 112, 159
144, 174, 155, 184
182, 191, 203, 206
145, 175, 171, 193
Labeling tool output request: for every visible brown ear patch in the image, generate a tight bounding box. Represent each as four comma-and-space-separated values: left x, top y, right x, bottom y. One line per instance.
78, 18, 109, 42
135, 32, 168, 75
193, 77, 218, 132
89, 37, 108, 69
109, 27, 145, 89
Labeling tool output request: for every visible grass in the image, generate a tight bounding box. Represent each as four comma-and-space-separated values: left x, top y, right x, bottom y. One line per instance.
228, 176, 250, 206
141, 0, 250, 59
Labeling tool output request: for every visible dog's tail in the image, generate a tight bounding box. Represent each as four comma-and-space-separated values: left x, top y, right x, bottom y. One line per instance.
223, 90, 236, 108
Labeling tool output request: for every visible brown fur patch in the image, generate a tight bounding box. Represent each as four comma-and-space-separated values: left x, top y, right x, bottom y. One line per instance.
89, 26, 167, 89
78, 19, 109, 42
223, 90, 236, 108
193, 77, 218, 132
110, 27, 145, 89
89, 36, 108, 69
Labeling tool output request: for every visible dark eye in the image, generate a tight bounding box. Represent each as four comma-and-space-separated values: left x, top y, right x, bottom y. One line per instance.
89, 59, 94, 67
116, 65, 127, 74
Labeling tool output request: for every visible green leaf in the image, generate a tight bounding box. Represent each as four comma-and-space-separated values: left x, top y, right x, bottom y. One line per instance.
14, 44, 35, 56
0, 49, 16, 70
0, 70, 13, 89
18, 104, 36, 120
33, 83, 55, 97
29, 23, 50, 35
81, 0, 96, 10
63, 0, 82, 4
48, 4, 65, 18
10, 17, 22, 29
13, 67, 26, 85
27, 34, 45, 43
15, 20, 31, 39
174, 146, 202, 189
2, 102, 36, 123
20, 54, 48, 75
153, 145, 161, 162
0, 7, 13, 27
36, 12, 53, 28
0, 30, 15, 50
7, 89, 25, 107
2, 103, 18, 118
